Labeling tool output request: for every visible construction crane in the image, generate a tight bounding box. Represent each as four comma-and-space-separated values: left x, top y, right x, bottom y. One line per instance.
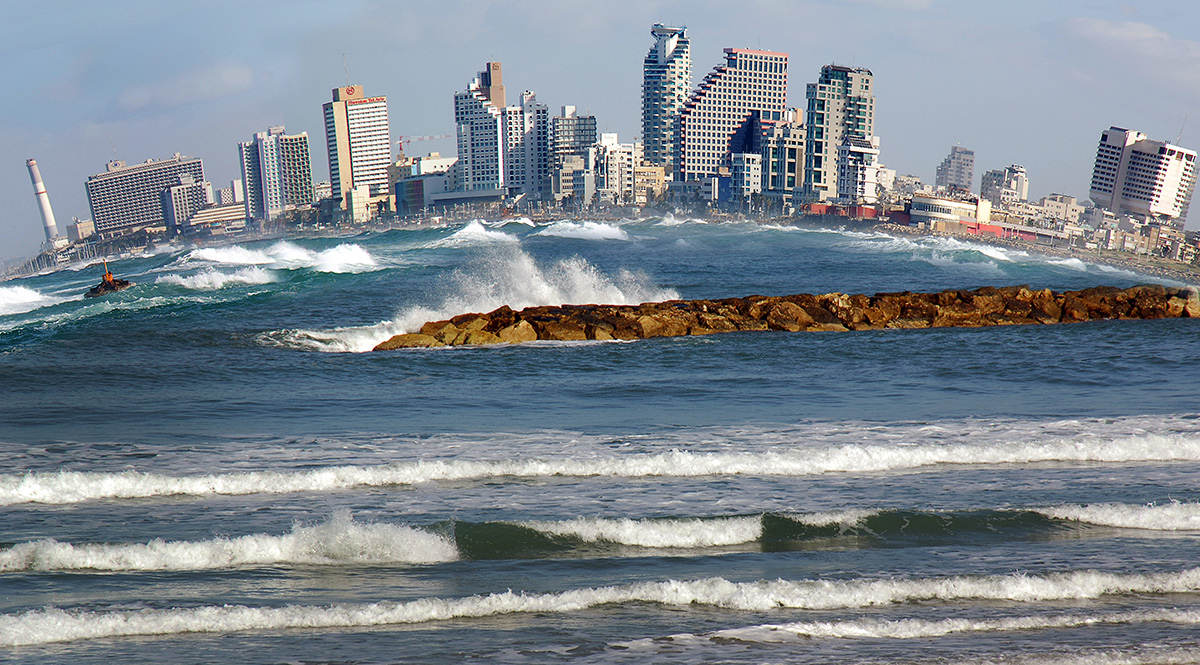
396, 135, 451, 154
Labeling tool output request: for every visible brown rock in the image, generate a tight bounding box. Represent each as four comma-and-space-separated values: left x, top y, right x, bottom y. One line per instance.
765, 301, 815, 332
461, 330, 502, 346
421, 320, 462, 344
497, 320, 538, 343
530, 318, 587, 341
373, 333, 446, 351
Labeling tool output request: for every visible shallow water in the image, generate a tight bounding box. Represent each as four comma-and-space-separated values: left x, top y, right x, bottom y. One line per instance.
2, 219, 1199, 664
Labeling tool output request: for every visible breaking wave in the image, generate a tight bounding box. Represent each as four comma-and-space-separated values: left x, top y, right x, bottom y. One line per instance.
186, 241, 378, 273
155, 266, 277, 290
534, 221, 630, 241
519, 516, 762, 548
1037, 501, 1200, 531
266, 245, 676, 352
0, 285, 67, 316
5, 432, 1200, 505
6, 567, 1200, 646
0, 511, 455, 573
423, 220, 520, 247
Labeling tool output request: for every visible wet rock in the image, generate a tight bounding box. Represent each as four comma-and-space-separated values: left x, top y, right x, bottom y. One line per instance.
373, 333, 445, 350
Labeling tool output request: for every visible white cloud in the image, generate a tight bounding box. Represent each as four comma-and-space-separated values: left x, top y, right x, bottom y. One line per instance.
1063, 18, 1200, 89
117, 62, 255, 112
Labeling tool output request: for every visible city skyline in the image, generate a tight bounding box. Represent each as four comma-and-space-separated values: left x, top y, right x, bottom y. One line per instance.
3, 0, 1199, 259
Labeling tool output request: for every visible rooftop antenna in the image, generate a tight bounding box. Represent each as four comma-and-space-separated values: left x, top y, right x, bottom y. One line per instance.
1176, 115, 1188, 145
109, 131, 118, 161
342, 53, 350, 86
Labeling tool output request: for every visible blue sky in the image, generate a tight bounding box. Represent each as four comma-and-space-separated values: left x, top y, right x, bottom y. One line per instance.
3, 0, 1199, 259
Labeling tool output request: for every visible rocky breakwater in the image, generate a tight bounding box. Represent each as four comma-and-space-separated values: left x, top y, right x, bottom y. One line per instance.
374, 284, 1200, 350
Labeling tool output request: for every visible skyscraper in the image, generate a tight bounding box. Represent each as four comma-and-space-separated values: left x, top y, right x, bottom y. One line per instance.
935, 146, 975, 192
1090, 126, 1196, 225
239, 126, 314, 221
502, 91, 550, 199
323, 85, 391, 205
85, 154, 205, 236
802, 64, 875, 202
676, 48, 788, 182
642, 24, 691, 176
454, 63, 507, 192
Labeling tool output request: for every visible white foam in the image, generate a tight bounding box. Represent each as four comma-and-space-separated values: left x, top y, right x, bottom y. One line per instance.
0, 512, 455, 573
7, 431, 1200, 505
486, 217, 535, 228
1037, 501, 1200, 531
520, 516, 762, 548
269, 245, 677, 352
534, 221, 630, 241
0, 285, 66, 316
424, 220, 520, 247
657, 607, 1200, 643
186, 242, 378, 273
155, 266, 277, 290
6, 568, 1200, 646
785, 509, 880, 527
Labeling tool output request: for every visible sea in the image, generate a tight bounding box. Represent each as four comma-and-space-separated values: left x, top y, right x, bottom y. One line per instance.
2, 217, 1200, 664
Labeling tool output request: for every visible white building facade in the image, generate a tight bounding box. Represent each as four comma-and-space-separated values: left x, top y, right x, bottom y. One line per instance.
239, 125, 314, 221
802, 64, 874, 202
454, 63, 507, 193
835, 136, 881, 204
935, 145, 975, 192
677, 48, 789, 182
1090, 126, 1196, 226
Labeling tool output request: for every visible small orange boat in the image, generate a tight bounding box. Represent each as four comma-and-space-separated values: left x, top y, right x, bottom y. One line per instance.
84, 259, 133, 298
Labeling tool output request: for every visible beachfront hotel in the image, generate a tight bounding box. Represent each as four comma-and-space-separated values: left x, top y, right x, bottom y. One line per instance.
239, 126, 314, 221
85, 153, 206, 236
676, 47, 789, 182
323, 85, 391, 205
1089, 126, 1196, 227
802, 64, 875, 202
642, 24, 691, 176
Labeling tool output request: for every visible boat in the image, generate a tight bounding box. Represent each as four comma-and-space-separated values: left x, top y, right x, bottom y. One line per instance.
84, 260, 134, 298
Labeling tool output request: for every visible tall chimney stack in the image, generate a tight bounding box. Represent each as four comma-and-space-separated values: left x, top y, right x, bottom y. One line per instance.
26, 158, 60, 241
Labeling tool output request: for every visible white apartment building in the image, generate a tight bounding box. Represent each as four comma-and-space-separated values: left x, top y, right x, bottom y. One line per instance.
454, 63, 506, 193
731, 153, 762, 200
935, 145, 974, 192
323, 85, 391, 205
642, 24, 691, 175
85, 153, 206, 236
1090, 126, 1196, 226
803, 64, 874, 202
980, 164, 1028, 207
239, 125, 314, 221
596, 133, 642, 204
835, 136, 881, 204
503, 91, 550, 200
677, 48, 789, 182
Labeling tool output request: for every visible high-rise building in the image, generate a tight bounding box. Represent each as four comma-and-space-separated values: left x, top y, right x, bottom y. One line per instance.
802, 64, 874, 202
677, 48, 789, 182
642, 24, 691, 175
1090, 126, 1196, 225
160, 173, 214, 232
980, 164, 1028, 207
551, 106, 598, 168
323, 85, 391, 205
239, 125, 314, 221
85, 154, 205, 236
935, 145, 975, 192
595, 133, 642, 204
454, 63, 507, 192
835, 136, 881, 204
503, 91, 550, 199
761, 109, 805, 204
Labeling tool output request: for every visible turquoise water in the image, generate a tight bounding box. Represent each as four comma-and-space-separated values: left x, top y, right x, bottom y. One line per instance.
2, 218, 1199, 664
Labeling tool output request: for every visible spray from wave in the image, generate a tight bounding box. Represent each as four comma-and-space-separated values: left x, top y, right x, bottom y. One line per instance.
6, 431, 1200, 505
534, 221, 630, 241
155, 266, 277, 290
423, 220, 520, 248
268, 244, 678, 352
186, 241, 378, 273
6, 567, 1200, 646
0, 285, 67, 316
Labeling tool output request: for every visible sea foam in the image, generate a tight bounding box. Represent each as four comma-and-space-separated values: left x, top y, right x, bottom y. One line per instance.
6, 432, 1200, 505
0, 285, 67, 316
155, 266, 277, 290
186, 242, 378, 273
0, 512, 456, 572
1037, 501, 1200, 531
5, 567, 1200, 646
534, 221, 630, 241
520, 516, 762, 548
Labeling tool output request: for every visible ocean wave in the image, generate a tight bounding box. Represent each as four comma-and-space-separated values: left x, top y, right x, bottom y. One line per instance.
0, 285, 68, 316
534, 221, 630, 241
423, 220, 520, 247
154, 266, 277, 290
0, 512, 455, 573
640, 608, 1200, 644
485, 217, 535, 228
266, 245, 677, 352
6, 432, 1200, 505
1037, 501, 1200, 531
6, 568, 1200, 646
186, 241, 379, 273
519, 516, 762, 548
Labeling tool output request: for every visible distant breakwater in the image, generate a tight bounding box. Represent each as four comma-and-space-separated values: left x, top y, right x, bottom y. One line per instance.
374, 284, 1200, 350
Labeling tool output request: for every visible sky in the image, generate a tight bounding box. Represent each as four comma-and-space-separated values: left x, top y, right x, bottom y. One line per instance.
3, 0, 1199, 260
